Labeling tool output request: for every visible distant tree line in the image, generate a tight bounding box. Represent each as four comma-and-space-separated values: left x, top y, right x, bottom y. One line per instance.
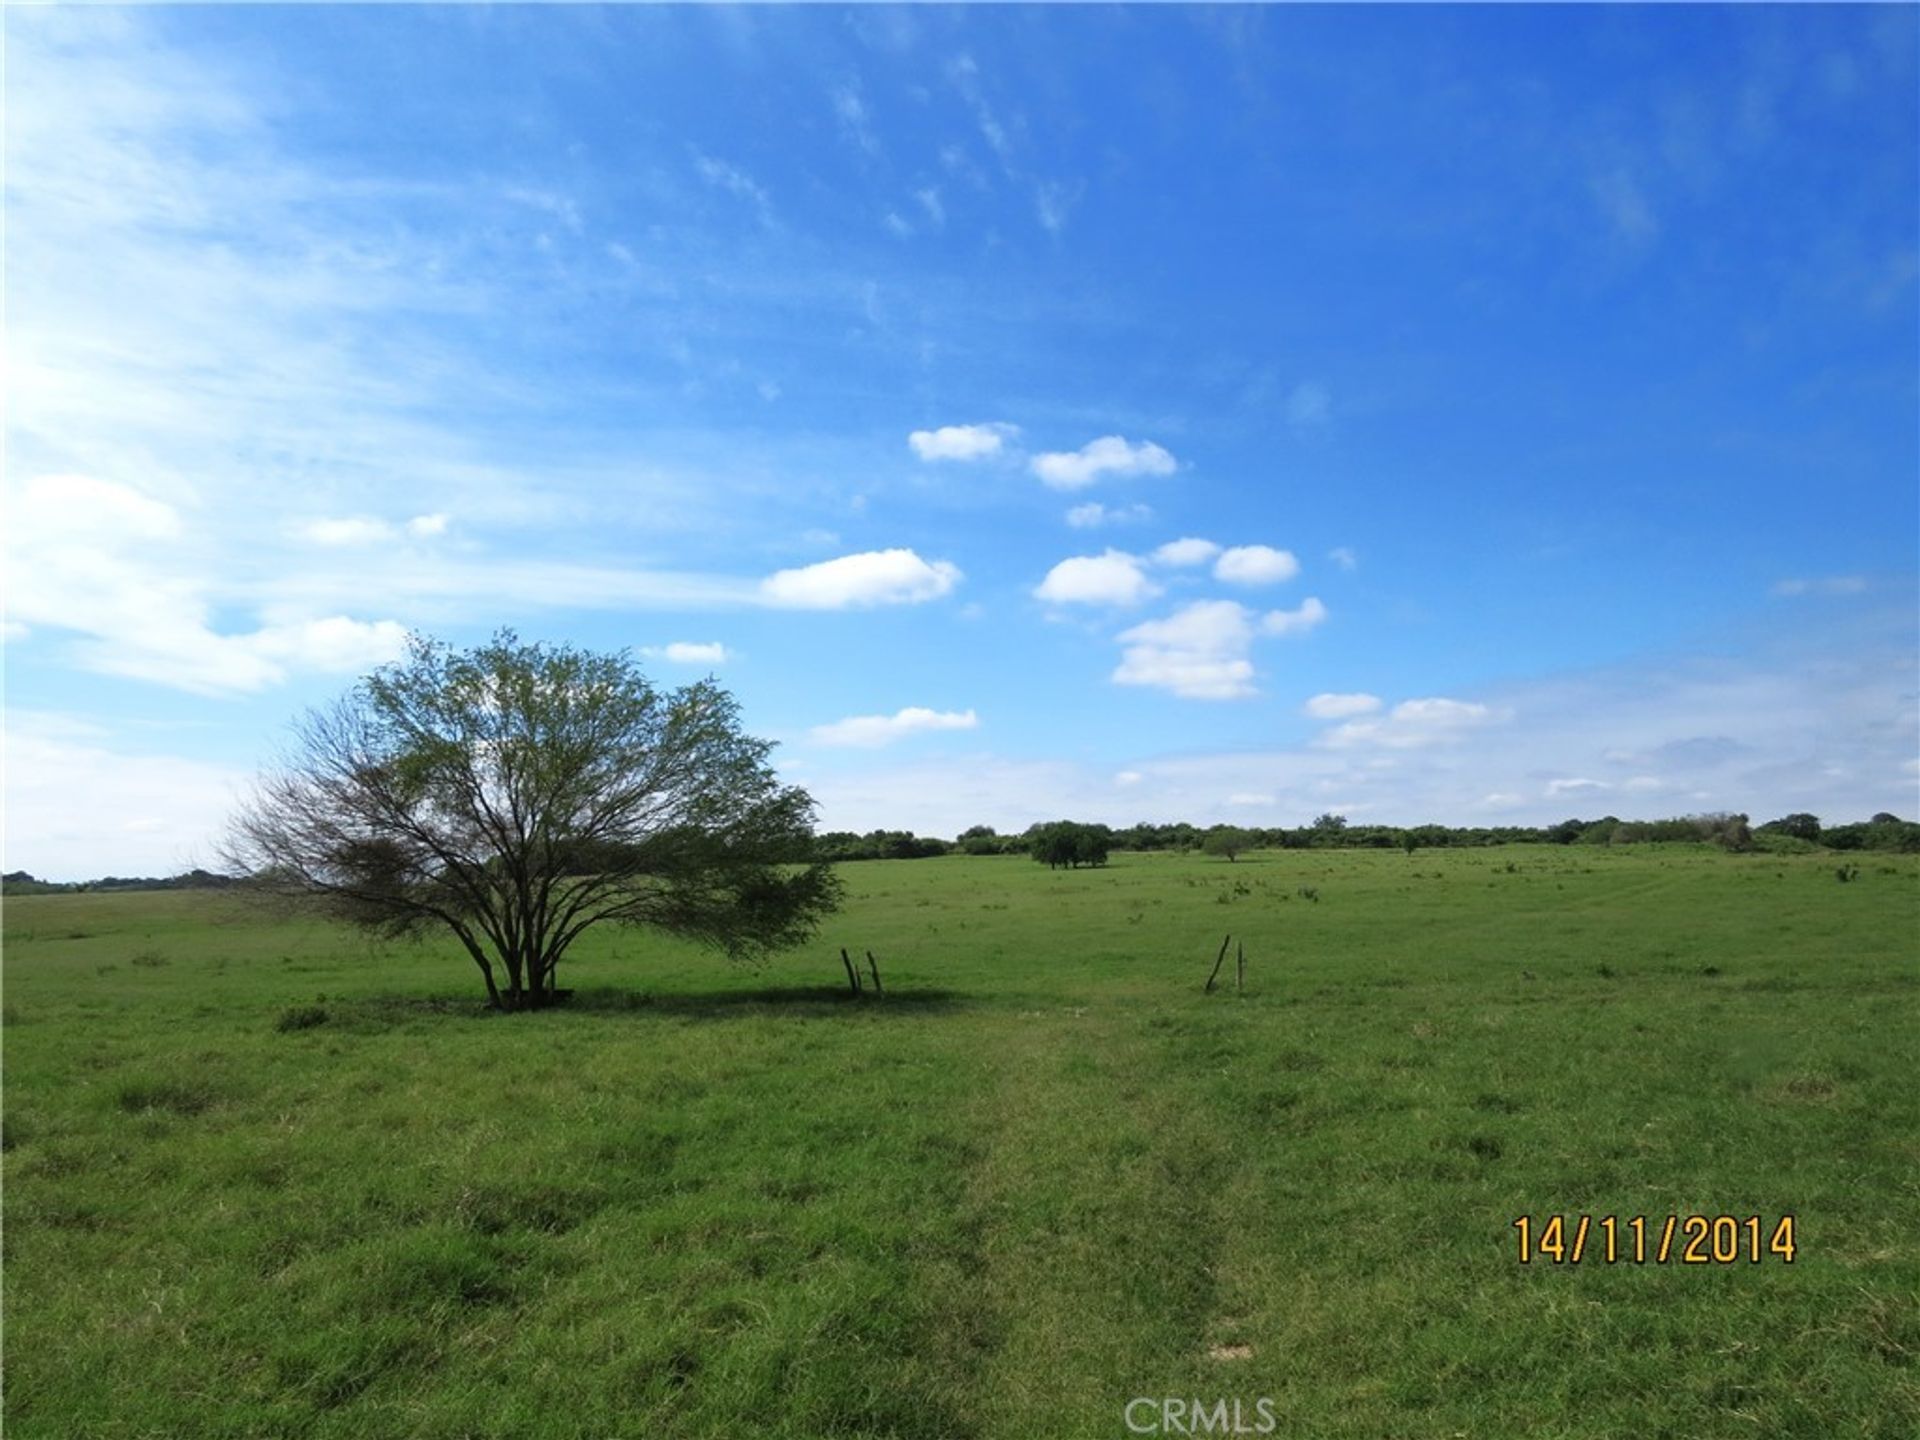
805, 810, 1920, 863
11, 811, 1914, 893
0, 868, 238, 896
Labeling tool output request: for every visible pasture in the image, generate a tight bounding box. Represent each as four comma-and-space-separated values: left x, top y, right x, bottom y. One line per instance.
4, 846, 1917, 1439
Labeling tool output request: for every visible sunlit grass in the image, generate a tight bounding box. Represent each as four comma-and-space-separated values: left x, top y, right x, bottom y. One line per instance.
5, 846, 1917, 1438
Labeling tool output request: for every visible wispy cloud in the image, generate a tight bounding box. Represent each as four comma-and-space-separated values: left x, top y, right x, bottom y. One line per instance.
1590, 166, 1658, 245
693, 150, 777, 229
1066, 501, 1153, 529
831, 82, 880, 157
1303, 692, 1382, 720
811, 706, 980, 748
1772, 575, 1868, 597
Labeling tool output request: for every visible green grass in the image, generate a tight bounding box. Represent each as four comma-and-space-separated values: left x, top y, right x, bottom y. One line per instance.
4, 846, 1917, 1438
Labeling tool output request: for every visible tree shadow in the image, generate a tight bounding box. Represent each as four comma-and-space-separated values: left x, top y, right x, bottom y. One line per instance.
321, 984, 972, 1028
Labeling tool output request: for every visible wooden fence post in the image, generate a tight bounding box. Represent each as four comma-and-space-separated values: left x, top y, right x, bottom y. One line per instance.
1205, 934, 1231, 993
840, 947, 862, 996
865, 950, 884, 996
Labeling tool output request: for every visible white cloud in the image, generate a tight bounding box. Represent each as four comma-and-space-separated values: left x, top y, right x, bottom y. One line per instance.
645, 641, 731, 666
1328, 546, 1358, 572
810, 706, 979, 749
1320, 696, 1501, 749
301, 516, 394, 546
1066, 501, 1152, 529
6, 473, 409, 694
1226, 792, 1274, 807
1214, 545, 1300, 586
914, 187, 945, 228
248, 616, 410, 672
1034, 550, 1159, 607
4, 712, 250, 880
1030, 435, 1176, 491
694, 151, 775, 227
908, 421, 1017, 462
1114, 770, 1143, 787
831, 83, 879, 156
1112, 600, 1258, 700
1034, 179, 1082, 235
1261, 597, 1328, 636
1392, 698, 1494, 726
1152, 537, 1221, 568
405, 513, 449, 538
760, 548, 962, 609
1304, 692, 1382, 719
1546, 777, 1610, 797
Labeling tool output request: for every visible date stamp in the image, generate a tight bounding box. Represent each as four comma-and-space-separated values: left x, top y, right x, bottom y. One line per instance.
1512, 1214, 1796, 1265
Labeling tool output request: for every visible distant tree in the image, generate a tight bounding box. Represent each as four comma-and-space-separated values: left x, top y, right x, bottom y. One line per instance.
1203, 825, 1253, 862
958, 825, 1002, 856
225, 631, 840, 1011
1028, 821, 1109, 869
1308, 813, 1348, 846
1761, 813, 1823, 843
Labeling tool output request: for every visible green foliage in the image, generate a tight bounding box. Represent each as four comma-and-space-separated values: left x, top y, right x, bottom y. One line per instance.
1026, 821, 1110, 869
1761, 812, 1823, 843
227, 630, 839, 1009
1202, 826, 1252, 862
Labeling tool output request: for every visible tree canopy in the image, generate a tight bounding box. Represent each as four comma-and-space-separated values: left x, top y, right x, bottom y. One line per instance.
225, 631, 839, 1009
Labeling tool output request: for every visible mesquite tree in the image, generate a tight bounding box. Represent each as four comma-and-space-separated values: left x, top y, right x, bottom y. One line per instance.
226, 631, 839, 1009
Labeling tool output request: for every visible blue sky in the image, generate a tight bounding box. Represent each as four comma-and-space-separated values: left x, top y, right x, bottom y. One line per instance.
5, 4, 1917, 879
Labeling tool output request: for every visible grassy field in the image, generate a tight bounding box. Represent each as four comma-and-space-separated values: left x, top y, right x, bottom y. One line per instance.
4, 845, 1917, 1439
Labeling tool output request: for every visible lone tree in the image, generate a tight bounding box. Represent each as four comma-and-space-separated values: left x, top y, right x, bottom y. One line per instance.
225, 631, 840, 1010
1202, 825, 1252, 862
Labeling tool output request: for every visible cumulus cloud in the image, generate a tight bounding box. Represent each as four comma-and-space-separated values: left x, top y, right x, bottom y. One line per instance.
1152, 537, 1221, 568
1304, 692, 1382, 719
1112, 600, 1259, 700
1030, 435, 1176, 491
1214, 544, 1300, 586
810, 706, 979, 748
1066, 501, 1152, 529
760, 549, 962, 609
405, 513, 449, 538
1034, 550, 1159, 607
908, 421, 1016, 462
1261, 597, 1328, 636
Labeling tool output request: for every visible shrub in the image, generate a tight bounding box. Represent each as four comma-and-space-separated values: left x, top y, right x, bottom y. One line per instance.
275, 1005, 329, 1032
